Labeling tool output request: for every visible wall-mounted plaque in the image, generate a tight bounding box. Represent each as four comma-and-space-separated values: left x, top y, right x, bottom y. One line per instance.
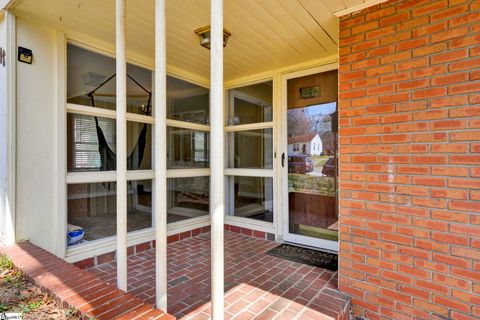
299, 86, 320, 99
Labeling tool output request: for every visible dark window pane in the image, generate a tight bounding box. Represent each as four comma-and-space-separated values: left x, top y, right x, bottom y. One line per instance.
127, 121, 152, 171
67, 114, 116, 171
67, 114, 152, 172
167, 76, 209, 124
67, 180, 152, 246
167, 177, 209, 223
168, 93, 209, 125
227, 129, 273, 169
227, 81, 272, 125
227, 176, 273, 223
67, 44, 153, 115
167, 127, 209, 168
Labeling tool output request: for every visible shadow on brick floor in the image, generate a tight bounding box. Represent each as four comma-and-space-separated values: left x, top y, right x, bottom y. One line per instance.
88, 231, 350, 320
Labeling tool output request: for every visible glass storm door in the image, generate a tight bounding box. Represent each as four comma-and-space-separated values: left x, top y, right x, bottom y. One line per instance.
282, 69, 339, 251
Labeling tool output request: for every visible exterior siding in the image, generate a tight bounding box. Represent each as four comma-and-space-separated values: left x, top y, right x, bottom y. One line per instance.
338, 0, 480, 319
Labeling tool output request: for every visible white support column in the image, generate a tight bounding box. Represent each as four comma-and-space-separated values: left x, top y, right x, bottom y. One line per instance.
0, 11, 16, 246
116, 0, 128, 292
210, 0, 225, 318
54, 31, 67, 259
154, 0, 168, 312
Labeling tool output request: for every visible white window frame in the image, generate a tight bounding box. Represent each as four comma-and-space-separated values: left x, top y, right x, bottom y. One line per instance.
63, 40, 212, 260
224, 81, 275, 231
166, 88, 211, 220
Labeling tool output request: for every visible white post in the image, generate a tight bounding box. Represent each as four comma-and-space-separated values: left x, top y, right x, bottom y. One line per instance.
210, 0, 224, 318
154, 0, 168, 312
54, 31, 67, 259
116, 0, 128, 292
0, 11, 16, 247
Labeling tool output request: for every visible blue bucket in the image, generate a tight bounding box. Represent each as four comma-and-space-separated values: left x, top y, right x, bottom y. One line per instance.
67, 228, 85, 246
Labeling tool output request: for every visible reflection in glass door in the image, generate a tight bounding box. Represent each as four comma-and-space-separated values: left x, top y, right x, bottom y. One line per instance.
283, 70, 338, 251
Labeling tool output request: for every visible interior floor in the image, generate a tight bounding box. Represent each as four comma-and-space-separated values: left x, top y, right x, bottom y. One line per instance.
69, 211, 152, 242
68, 211, 207, 243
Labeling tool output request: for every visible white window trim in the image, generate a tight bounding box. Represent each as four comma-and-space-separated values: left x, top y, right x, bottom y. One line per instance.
65, 214, 211, 263
65, 42, 216, 254
167, 168, 210, 178
224, 122, 273, 132
225, 81, 275, 226
67, 103, 155, 124
224, 168, 273, 178
167, 119, 210, 132
56, 38, 216, 261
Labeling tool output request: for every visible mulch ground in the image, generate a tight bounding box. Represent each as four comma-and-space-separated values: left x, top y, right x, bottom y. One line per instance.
0, 254, 80, 320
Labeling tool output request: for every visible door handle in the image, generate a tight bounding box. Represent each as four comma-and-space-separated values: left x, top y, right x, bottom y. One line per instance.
281, 153, 285, 167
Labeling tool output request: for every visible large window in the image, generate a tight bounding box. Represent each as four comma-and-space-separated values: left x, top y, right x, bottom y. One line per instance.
166, 75, 210, 222
66, 44, 210, 248
66, 44, 154, 246
226, 81, 274, 223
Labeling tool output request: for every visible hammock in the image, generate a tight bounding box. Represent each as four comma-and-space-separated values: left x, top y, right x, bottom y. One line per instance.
87, 73, 152, 171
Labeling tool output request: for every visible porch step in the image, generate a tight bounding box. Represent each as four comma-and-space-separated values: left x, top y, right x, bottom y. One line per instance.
0, 242, 175, 320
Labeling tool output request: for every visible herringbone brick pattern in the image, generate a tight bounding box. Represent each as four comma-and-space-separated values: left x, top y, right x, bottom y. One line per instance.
89, 231, 350, 320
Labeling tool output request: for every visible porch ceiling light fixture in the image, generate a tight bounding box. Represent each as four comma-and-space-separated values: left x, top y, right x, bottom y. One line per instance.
194, 25, 231, 50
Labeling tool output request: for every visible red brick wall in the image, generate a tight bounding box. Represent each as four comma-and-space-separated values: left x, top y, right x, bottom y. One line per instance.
338, 1, 480, 319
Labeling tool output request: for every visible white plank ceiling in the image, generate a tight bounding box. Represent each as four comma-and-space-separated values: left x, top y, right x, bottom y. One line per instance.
11, 0, 380, 82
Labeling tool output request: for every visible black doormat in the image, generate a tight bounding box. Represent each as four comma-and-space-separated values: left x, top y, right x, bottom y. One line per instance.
266, 244, 338, 271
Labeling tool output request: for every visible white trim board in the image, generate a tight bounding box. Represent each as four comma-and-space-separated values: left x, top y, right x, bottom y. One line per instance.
0, 11, 16, 246
224, 122, 273, 132
54, 31, 67, 258
334, 0, 389, 17
0, 0, 17, 10
224, 168, 273, 178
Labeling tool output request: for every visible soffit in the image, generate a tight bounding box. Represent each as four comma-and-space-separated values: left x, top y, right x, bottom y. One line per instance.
11, 0, 379, 82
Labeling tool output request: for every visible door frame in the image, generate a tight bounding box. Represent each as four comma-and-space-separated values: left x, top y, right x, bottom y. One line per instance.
279, 63, 339, 252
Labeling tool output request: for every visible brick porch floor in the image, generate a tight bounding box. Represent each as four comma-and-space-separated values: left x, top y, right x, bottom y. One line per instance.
88, 231, 350, 320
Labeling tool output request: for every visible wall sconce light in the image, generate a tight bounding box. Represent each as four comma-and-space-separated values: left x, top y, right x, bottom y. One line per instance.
194, 25, 231, 50
18, 47, 33, 64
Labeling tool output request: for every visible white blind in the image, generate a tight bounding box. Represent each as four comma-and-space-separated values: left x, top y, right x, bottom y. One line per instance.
73, 114, 115, 170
